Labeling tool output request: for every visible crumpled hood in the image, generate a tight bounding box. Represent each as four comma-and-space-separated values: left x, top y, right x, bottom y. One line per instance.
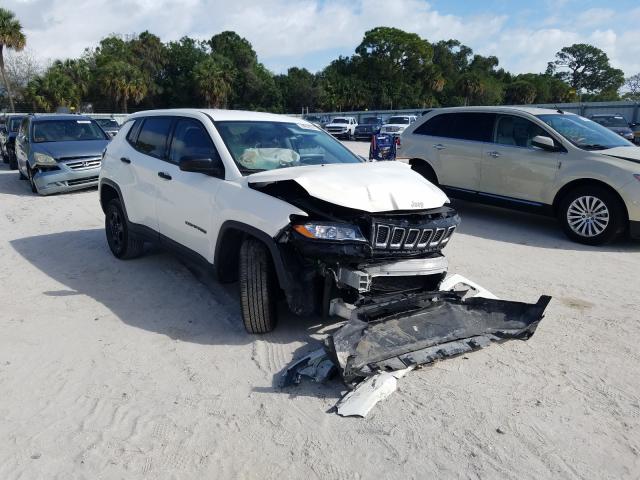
247, 161, 449, 212
36, 139, 110, 160
601, 146, 640, 164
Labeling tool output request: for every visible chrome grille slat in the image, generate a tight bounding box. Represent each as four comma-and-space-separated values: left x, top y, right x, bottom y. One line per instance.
429, 228, 446, 247
417, 229, 434, 248
375, 225, 391, 248
389, 227, 406, 249
439, 226, 457, 246
403, 229, 420, 248
65, 158, 102, 170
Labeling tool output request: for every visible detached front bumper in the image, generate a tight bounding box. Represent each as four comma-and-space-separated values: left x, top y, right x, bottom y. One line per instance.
33, 160, 101, 195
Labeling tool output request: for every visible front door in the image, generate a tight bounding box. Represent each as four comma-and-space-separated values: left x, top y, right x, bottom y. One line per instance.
480, 114, 561, 204
156, 117, 223, 262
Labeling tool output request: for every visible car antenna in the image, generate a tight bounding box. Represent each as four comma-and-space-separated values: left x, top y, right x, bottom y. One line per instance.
554, 105, 564, 114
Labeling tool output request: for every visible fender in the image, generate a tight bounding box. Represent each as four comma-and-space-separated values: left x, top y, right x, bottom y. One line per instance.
214, 220, 293, 293
99, 178, 159, 242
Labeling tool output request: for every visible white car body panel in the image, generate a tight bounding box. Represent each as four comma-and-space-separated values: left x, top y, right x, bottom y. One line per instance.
247, 161, 449, 213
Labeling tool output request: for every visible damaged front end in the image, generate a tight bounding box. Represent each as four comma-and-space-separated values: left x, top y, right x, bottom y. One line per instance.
252, 179, 460, 317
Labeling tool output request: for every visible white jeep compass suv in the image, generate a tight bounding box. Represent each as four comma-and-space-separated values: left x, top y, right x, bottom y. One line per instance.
399, 106, 640, 245
99, 109, 459, 333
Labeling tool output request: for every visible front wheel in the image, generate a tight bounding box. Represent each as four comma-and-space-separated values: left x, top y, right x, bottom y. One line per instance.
27, 165, 38, 194
559, 186, 625, 245
239, 237, 278, 334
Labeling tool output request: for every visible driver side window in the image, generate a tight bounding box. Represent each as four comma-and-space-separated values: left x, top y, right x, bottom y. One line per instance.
495, 115, 548, 148
170, 118, 219, 165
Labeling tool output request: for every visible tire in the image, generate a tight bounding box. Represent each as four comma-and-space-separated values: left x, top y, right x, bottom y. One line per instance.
558, 185, 625, 245
411, 160, 438, 185
27, 165, 38, 194
9, 157, 18, 170
105, 199, 144, 259
239, 237, 278, 334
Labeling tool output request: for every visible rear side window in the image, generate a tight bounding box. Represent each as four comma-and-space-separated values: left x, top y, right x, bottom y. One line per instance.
414, 113, 496, 142
126, 119, 141, 144
135, 117, 173, 159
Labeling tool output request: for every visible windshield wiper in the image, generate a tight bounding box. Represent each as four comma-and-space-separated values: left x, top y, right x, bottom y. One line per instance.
580, 144, 610, 150
238, 167, 266, 174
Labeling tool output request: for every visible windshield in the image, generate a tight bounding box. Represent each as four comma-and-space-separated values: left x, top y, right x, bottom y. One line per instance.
8, 117, 23, 132
387, 116, 410, 124
590, 116, 628, 128
362, 117, 380, 125
332, 118, 349, 124
96, 119, 119, 128
537, 114, 633, 150
215, 121, 362, 174
32, 120, 108, 143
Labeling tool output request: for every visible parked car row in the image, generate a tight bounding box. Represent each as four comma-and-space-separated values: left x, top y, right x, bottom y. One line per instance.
398, 106, 640, 245
316, 114, 418, 141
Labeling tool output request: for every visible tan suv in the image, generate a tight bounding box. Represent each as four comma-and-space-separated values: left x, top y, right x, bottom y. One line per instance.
399, 106, 640, 245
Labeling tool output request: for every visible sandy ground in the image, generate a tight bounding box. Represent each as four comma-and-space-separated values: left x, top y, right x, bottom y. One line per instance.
1, 142, 640, 480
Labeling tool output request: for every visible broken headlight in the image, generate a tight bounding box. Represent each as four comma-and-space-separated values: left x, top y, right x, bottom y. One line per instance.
34, 152, 57, 166
293, 222, 367, 242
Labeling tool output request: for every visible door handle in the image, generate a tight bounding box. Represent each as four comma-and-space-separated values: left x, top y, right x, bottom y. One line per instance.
487, 151, 501, 158
433, 144, 446, 150
120, 157, 131, 164
158, 171, 172, 180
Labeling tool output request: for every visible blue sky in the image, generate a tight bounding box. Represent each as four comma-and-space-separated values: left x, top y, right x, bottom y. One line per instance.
5, 0, 640, 77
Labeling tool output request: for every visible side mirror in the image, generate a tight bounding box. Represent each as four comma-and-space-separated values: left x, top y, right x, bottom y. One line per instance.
180, 156, 224, 178
531, 135, 557, 151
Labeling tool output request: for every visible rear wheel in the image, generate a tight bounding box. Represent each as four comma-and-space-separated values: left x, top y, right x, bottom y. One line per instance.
559, 186, 625, 245
239, 237, 278, 334
105, 199, 144, 259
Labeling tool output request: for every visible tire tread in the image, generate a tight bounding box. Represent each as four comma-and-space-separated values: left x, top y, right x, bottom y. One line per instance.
239, 238, 277, 334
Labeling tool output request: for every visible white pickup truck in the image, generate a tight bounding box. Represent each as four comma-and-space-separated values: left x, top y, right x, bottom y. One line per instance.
325, 117, 358, 140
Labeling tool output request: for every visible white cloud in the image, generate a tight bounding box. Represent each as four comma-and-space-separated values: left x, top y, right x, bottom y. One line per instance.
3, 0, 640, 76
576, 8, 615, 28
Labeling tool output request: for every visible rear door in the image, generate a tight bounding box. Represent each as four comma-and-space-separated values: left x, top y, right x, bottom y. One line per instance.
156, 117, 224, 262
480, 114, 562, 204
124, 116, 174, 231
412, 112, 495, 192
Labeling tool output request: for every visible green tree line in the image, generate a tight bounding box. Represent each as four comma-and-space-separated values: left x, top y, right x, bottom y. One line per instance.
1, 7, 638, 114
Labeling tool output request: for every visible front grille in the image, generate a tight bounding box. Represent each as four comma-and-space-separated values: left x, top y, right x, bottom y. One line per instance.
63, 157, 102, 170
372, 223, 457, 252
67, 176, 99, 186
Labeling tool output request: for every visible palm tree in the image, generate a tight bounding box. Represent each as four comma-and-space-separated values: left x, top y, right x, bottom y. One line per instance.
0, 8, 26, 112
99, 60, 148, 112
456, 72, 484, 106
194, 56, 234, 108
